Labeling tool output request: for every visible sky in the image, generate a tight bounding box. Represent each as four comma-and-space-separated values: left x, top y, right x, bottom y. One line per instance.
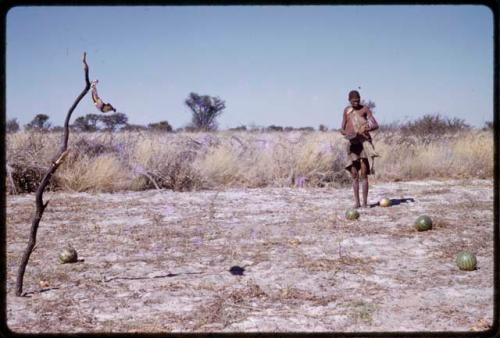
6, 5, 494, 130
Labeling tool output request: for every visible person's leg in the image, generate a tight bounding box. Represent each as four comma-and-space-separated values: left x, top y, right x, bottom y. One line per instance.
360, 159, 369, 207
350, 164, 361, 208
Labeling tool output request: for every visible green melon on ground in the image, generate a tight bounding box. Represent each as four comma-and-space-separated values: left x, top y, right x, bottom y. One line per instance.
415, 215, 432, 231
456, 251, 477, 271
345, 209, 360, 220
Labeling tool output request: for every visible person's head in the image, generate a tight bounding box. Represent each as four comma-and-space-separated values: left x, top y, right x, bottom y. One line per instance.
348, 90, 361, 109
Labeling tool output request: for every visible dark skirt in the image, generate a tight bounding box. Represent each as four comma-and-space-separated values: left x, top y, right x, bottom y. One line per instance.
345, 141, 372, 175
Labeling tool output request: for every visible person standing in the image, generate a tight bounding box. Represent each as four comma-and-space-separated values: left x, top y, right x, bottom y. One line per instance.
340, 90, 379, 208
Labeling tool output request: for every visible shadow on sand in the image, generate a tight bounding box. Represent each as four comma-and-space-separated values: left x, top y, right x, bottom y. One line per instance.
369, 198, 415, 208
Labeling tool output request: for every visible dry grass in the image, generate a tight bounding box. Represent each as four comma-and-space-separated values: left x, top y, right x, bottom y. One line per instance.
57, 154, 131, 192
6, 129, 493, 194
375, 130, 492, 180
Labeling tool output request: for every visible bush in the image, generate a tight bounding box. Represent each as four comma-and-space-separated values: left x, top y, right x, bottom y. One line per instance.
51, 126, 64, 132
121, 124, 147, 132
267, 125, 283, 132
399, 114, 470, 137
319, 124, 328, 132
377, 121, 400, 133
131, 135, 201, 191
183, 125, 199, 133
8, 162, 56, 193
297, 126, 315, 132
73, 138, 117, 158
6, 118, 20, 133
148, 121, 173, 132
229, 125, 247, 131
483, 121, 493, 131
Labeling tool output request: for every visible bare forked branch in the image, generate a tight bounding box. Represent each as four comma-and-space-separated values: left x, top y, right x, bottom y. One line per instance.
15, 52, 92, 297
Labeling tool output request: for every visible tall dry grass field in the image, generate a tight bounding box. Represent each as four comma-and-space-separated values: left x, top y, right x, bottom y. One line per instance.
5, 129, 493, 194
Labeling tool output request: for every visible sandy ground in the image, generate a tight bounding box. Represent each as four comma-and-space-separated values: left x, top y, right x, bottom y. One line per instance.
5, 179, 494, 333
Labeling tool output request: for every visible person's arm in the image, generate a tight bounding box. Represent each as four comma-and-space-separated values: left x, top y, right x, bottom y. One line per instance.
340, 108, 348, 135
366, 108, 379, 132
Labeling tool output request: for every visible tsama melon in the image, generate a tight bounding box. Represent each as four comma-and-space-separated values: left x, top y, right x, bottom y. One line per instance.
415, 215, 432, 231
59, 246, 78, 264
379, 198, 392, 207
456, 251, 477, 271
345, 209, 360, 220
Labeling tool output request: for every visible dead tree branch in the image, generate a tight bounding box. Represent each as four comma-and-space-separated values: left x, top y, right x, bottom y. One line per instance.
15, 52, 91, 297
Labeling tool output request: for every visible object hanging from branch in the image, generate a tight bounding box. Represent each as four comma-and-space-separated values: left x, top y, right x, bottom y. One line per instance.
15, 52, 92, 297
91, 80, 116, 113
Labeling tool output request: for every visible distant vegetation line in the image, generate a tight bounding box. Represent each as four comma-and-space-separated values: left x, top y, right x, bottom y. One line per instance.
6, 112, 492, 134
5, 93, 492, 134
6, 127, 493, 195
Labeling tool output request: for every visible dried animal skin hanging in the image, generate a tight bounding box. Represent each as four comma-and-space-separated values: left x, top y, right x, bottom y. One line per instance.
347, 107, 367, 135
91, 80, 116, 113
346, 107, 379, 174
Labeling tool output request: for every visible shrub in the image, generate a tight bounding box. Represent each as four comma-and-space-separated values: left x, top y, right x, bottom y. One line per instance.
399, 114, 470, 137
148, 121, 173, 132
229, 125, 247, 131
6, 118, 20, 133
377, 121, 400, 133
50, 126, 64, 132
483, 121, 493, 131
267, 125, 283, 132
297, 126, 315, 132
121, 124, 147, 131
130, 135, 202, 191
9, 162, 56, 193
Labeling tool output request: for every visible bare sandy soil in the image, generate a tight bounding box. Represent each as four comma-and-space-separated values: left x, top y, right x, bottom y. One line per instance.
5, 179, 494, 333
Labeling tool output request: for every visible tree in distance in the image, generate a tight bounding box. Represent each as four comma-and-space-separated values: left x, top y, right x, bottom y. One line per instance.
100, 112, 128, 132
319, 124, 328, 132
72, 114, 101, 132
6, 118, 20, 133
25, 114, 51, 131
185, 92, 226, 131
361, 99, 376, 110
483, 121, 493, 131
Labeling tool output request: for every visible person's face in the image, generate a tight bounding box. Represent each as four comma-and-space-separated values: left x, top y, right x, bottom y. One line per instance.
349, 96, 361, 108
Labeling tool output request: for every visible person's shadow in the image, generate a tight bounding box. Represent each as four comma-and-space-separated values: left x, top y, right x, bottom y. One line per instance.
369, 198, 415, 208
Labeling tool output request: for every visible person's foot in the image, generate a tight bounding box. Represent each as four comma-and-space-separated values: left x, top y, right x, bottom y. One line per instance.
353, 203, 361, 209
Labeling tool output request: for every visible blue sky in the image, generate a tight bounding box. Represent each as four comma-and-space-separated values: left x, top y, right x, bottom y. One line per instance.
6, 5, 493, 129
